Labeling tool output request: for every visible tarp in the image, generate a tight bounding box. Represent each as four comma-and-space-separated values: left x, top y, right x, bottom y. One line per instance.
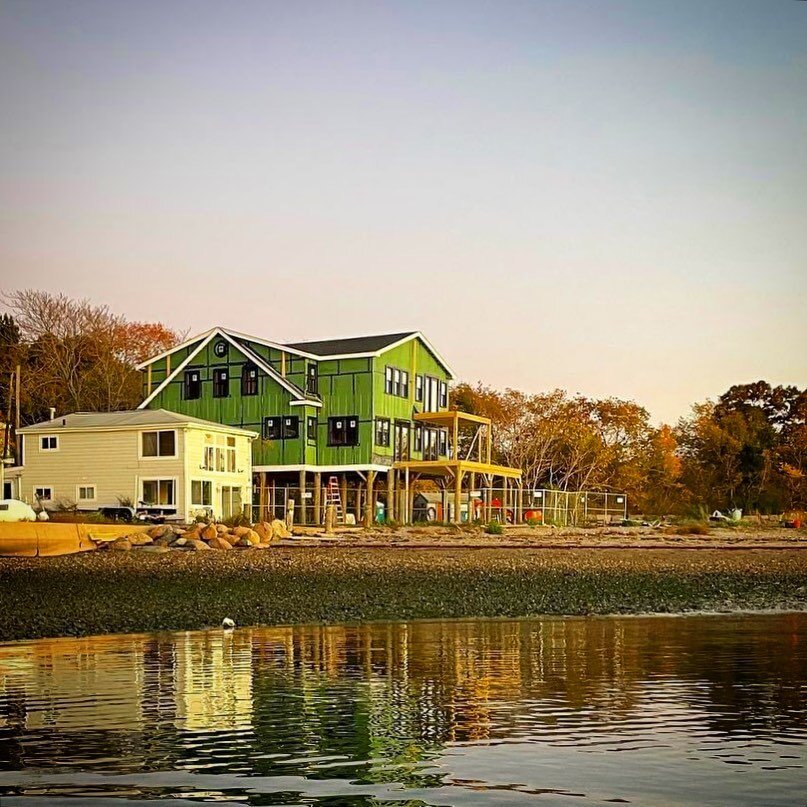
0, 523, 150, 557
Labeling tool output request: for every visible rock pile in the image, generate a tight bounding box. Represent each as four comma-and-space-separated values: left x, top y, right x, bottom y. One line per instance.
99, 520, 291, 552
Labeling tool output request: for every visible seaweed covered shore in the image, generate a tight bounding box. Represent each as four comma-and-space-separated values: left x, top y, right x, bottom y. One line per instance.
1, 547, 805, 641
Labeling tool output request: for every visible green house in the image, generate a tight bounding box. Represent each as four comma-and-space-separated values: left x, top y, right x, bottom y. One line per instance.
138, 327, 468, 523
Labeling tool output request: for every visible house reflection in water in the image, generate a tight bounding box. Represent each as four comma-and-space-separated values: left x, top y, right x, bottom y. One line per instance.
0, 614, 804, 779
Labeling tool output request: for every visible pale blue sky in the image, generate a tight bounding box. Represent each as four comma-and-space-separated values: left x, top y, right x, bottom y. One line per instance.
1, 0, 805, 423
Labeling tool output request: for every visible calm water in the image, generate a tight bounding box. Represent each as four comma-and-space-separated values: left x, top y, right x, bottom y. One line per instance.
0, 614, 804, 807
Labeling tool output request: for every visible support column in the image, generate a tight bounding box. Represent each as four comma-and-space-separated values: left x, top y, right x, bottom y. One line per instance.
404, 467, 410, 524
364, 471, 376, 527
313, 472, 321, 525
517, 480, 524, 524
298, 469, 307, 525
340, 474, 348, 523
386, 468, 396, 523
469, 471, 477, 522
453, 469, 464, 524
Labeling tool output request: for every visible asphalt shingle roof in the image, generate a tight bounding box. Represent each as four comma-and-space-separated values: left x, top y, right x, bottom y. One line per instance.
284, 331, 416, 357
19, 409, 257, 435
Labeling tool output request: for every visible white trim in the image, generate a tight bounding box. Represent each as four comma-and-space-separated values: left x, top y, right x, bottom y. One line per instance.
218, 328, 320, 361
138, 428, 179, 460
33, 485, 54, 501
253, 463, 392, 474
216, 330, 310, 401
39, 435, 59, 452
138, 332, 218, 408
189, 478, 213, 508
135, 327, 218, 370
289, 399, 322, 408
138, 476, 179, 507
76, 484, 97, 503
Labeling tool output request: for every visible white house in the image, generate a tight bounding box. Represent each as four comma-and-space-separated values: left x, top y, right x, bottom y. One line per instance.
9, 410, 257, 521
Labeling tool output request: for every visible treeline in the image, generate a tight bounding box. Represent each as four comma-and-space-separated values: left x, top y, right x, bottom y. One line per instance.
1, 289, 182, 429
452, 381, 807, 516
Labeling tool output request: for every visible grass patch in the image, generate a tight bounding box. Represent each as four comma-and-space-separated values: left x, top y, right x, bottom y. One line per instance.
1, 548, 806, 641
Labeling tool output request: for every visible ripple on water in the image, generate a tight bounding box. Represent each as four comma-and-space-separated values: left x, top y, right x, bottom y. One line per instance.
0, 613, 805, 806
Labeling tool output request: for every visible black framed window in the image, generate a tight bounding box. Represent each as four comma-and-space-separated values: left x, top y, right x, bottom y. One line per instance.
439, 381, 448, 408
439, 428, 448, 457
263, 416, 299, 440
401, 370, 409, 398
307, 416, 317, 443
328, 416, 359, 446
375, 418, 390, 447
213, 368, 229, 398
241, 364, 258, 396
413, 422, 423, 452
385, 366, 393, 395
393, 368, 401, 396
184, 370, 201, 400
415, 374, 423, 402
307, 363, 319, 395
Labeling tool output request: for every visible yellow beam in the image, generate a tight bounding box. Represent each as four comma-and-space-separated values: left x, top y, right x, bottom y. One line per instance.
414, 410, 491, 427
393, 458, 521, 479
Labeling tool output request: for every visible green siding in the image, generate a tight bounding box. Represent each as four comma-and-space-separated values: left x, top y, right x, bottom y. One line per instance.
142, 332, 451, 470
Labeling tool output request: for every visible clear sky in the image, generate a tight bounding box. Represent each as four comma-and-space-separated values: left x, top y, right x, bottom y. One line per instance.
1, 0, 805, 424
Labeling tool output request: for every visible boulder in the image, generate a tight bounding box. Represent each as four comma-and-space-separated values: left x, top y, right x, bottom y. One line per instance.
252, 522, 270, 542
188, 539, 212, 551
127, 533, 154, 546
135, 544, 169, 553
201, 524, 219, 542
208, 535, 233, 550
110, 538, 132, 551
179, 529, 199, 541
216, 524, 230, 534
153, 535, 175, 547
232, 526, 252, 538
148, 525, 172, 539
171, 536, 188, 547
271, 519, 291, 540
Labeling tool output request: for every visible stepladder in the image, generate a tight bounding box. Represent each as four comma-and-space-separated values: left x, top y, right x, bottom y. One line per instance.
325, 476, 345, 524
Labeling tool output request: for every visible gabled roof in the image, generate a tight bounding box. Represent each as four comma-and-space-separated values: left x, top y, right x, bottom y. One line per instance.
17, 409, 258, 437
284, 331, 416, 356
136, 326, 454, 380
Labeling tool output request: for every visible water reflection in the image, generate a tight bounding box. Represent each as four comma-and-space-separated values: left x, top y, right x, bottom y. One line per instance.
0, 614, 804, 806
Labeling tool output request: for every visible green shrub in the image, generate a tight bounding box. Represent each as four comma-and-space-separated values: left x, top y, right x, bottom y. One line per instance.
484, 521, 504, 535
668, 520, 710, 536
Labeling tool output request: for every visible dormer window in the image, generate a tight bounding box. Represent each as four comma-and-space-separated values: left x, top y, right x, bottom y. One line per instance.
213, 368, 229, 398
184, 370, 201, 400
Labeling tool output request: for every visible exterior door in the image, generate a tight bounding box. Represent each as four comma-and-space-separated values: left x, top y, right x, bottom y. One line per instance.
221, 486, 243, 520
423, 427, 439, 461
394, 421, 411, 461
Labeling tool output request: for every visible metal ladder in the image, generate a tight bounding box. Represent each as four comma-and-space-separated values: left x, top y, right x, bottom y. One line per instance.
325, 476, 344, 524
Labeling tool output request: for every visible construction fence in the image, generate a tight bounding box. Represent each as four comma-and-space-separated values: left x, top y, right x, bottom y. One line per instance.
251, 481, 627, 527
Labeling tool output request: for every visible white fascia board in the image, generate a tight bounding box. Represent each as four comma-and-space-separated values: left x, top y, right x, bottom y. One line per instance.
253, 464, 392, 474
218, 331, 309, 401
367, 332, 456, 379
18, 421, 258, 439
135, 327, 218, 370
220, 327, 320, 361
289, 399, 323, 408
137, 331, 218, 409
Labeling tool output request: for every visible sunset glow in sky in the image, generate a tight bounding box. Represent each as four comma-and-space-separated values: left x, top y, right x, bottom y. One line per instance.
1, 0, 805, 423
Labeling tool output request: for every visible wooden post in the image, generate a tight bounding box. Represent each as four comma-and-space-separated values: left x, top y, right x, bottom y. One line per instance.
354, 479, 362, 523
364, 471, 376, 527
469, 471, 477, 522
386, 469, 395, 523
313, 472, 322, 526
452, 412, 459, 461
517, 481, 524, 524
503, 477, 509, 524
404, 467, 410, 524
286, 498, 295, 531
340, 474, 348, 522
453, 469, 463, 524
298, 469, 307, 525
325, 504, 335, 534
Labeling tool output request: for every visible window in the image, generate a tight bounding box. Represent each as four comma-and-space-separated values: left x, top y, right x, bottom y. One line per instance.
141, 479, 176, 506
34, 486, 53, 501
424, 376, 439, 411
203, 443, 215, 471
385, 366, 393, 395
213, 340, 228, 358
191, 480, 212, 507
77, 485, 96, 501
142, 430, 176, 458
401, 370, 410, 398
263, 416, 298, 440
205, 434, 237, 471
184, 370, 201, 400
413, 422, 423, 452
213, 368, 229, 398
393, 368, 401, 396
394, 420, 410, 461
40, 435, 58, 451
439, 381, 448, 408
307, 363, 319, 395
415, 374, 424, 402
328, 416, 359, 446
439, 428, 448, 457
307, 416, 317, 443
376, 418, 390, 447
241, 364, 258, 396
